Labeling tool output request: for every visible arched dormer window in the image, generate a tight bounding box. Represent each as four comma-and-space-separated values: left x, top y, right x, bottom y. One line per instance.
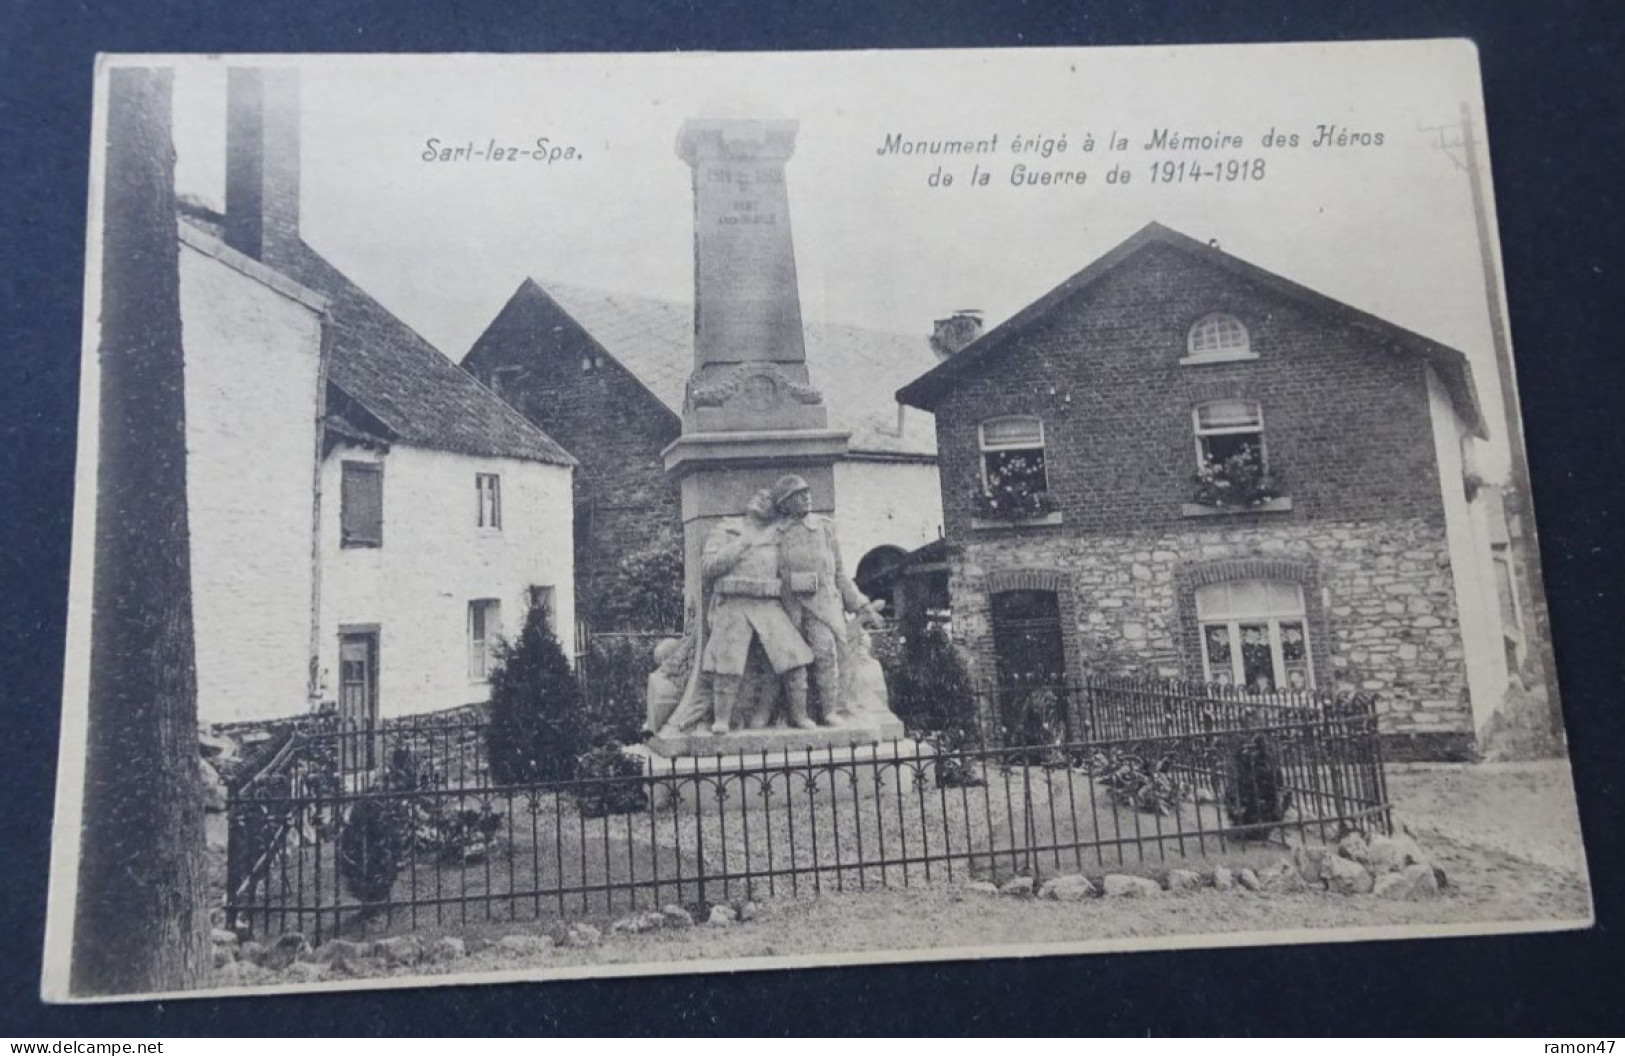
1184, 313, 1254, 364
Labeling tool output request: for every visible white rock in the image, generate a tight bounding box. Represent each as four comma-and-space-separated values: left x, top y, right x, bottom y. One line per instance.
1039, 874, 1097, 901
999, 876, 1036, 897
430, 937, 466, 962
1211, 867, 1236, 891
965, 881, 1000, 896
1375, 862, 1441, 901
1166, 869, 1204, 892
282, 961, 328, 984
1325, 853, 1375, 895
496, 934, 553, 955
1292, 845, 1331, 885
372, 935, 423, 967
1102, 874, 1163, 898
1260, 860, 1310, 894
661, 904, 694, 928
707, 904, 737, 926
565, 922, 603, 946
1236, 868, 1263, 892
198, 757, 228, 812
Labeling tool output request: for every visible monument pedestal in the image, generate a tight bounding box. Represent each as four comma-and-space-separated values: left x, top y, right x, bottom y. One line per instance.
645, 717, 904, 759
627, 734, 932, 812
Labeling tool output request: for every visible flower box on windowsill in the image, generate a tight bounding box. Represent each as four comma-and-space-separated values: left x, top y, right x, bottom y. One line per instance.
972, 510, 1065, 530
1181, 497, 1293, 518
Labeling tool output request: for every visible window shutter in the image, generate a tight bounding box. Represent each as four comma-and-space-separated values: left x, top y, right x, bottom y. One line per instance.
342, 462, 383, 546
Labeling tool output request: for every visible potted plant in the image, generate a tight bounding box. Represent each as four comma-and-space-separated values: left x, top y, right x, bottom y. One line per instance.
972, 452, 1058, 520
1191, 446, 1281, 509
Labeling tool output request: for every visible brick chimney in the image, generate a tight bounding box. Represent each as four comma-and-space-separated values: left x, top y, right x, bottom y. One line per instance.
224, 67, 301, 265
930, 310, 984, 360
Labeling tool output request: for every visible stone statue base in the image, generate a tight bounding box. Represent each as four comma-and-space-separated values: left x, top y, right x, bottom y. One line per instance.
625, 735, 933, 812
646, 716, 903, 759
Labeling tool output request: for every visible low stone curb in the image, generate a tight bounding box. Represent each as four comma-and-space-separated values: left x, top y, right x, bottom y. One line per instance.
213, 895, 764, 987
957, 826, 1447, 906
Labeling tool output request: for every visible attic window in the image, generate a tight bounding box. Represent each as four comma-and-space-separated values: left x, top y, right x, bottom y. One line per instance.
580, 356, 605, 372
1183, 313, 1255, 364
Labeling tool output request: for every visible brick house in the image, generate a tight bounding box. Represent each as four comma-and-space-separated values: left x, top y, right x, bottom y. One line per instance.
896, 222, 1508, 760
177, 68, 577, 725
462, 280, 943, 631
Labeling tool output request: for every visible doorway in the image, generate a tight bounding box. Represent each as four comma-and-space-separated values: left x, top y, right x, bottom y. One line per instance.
338, 628, 379, 772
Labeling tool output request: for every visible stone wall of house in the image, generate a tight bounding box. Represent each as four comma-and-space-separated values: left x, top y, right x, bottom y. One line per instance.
180, 239, 325, 725
318, 443, 575, 719
950, 516, 1476, 758
463, 291, 683, 630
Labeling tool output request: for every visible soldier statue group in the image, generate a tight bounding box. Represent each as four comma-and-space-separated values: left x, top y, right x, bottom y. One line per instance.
644, 474, 893, 739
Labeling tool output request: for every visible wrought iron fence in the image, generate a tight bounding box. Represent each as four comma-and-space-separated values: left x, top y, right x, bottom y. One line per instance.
225, 679, 1388, 943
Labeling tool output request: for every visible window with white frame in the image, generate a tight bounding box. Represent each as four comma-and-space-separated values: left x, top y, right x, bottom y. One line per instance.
1193, 399, 1266, 469
468, 599, 502, 680
476, 473, 502, 529
1185, 313, 1252, 362
978, 416, 1048, 498
1195, 580, 1312, 691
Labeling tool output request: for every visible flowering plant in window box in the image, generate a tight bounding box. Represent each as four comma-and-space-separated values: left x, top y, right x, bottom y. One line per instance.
1191, 446, 1281, 509
972, 452, 1058, 520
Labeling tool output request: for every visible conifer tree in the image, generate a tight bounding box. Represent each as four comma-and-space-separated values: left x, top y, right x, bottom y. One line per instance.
486, 600, 588, 784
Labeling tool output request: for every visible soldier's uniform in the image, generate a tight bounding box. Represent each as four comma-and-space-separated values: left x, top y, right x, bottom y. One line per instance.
700, 518, 814, 678
773, 485, 875, 723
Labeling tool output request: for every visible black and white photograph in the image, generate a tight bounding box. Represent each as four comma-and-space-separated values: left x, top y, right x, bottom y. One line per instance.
43, 42, 1593, 1004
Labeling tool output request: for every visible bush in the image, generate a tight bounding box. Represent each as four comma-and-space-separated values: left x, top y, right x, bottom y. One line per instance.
1223, 732, 1291, 838
589, 527, 684, 632
417, 804, 506, 864
487, 601, 590, 785
886, 623, 980, 739
582, 635, 658, 746
1085, 746, 1185, 815
338, 798, 403, 902
574, 744, 648, 818
335, 749, 420, 900
929, 724, 986, 788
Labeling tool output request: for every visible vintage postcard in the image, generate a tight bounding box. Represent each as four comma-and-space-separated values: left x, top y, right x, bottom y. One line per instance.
44, 41, 1591, 1003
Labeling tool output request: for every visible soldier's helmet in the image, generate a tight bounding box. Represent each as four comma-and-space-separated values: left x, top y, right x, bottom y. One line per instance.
770, 474, 811, 510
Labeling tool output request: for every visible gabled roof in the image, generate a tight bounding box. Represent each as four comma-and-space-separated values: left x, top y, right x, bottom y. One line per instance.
278, 246, 576, 466
466, 279, 941, 459
178, 205, 574, 467
895, 222, 1486, 438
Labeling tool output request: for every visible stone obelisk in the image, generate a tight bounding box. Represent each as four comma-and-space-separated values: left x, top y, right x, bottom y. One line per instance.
664, 117, 849, 608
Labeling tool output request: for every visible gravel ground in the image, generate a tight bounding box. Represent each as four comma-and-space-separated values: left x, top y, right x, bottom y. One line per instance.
219, 759, 1593, 990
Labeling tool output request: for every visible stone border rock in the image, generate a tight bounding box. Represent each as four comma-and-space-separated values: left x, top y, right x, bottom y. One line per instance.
965, 826, 1447, 905
211, 897, 761, 987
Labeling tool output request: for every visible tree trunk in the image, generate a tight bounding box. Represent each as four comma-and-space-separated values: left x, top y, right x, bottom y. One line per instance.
71, 66, 211, 997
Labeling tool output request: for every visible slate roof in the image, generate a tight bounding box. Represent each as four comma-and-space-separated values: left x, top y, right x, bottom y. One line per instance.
281, 247, 576, 465
472, 280, 940, 459
896, 222, 1486, 439
178, 206, 574, 467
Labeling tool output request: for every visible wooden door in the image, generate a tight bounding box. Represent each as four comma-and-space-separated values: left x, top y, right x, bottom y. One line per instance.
338, 631, 379, 772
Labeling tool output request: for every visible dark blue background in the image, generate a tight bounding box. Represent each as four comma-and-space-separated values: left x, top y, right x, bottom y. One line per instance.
3, 0, 1622, 1036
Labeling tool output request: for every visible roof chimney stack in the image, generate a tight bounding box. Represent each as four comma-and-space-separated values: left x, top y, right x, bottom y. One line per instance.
224, 68, 301, 265
930, 309, 984, 360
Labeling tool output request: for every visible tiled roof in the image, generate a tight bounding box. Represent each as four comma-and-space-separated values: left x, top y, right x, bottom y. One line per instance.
514, 281, 939, 458
896, 222, 1486, 438
278, 247, 575, 466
